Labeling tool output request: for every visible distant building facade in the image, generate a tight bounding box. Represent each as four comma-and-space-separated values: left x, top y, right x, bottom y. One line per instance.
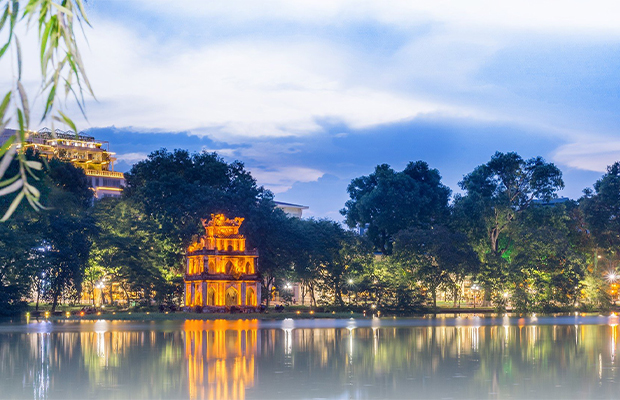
274, 201, 308, 218
0, 128, 125, 198
184, 214, 261, 311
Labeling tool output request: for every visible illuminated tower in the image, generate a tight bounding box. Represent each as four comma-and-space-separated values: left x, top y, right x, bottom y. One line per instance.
184, 214, 260, 310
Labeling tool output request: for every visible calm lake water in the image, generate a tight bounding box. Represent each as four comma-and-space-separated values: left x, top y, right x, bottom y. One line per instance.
1, 315, 620, 399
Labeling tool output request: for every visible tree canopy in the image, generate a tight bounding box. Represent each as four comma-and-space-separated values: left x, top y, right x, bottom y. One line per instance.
341, 161, 451, 254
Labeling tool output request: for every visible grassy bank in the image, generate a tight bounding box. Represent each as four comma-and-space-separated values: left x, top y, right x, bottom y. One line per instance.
33, 310, 365, 321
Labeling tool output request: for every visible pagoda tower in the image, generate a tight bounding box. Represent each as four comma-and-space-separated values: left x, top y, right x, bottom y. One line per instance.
184, 214, 260, 310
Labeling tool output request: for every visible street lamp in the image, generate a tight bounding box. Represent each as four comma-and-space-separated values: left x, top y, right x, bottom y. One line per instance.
606, 271, 618, 283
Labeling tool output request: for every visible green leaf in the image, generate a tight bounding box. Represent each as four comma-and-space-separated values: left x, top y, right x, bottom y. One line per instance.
0, 177, 22, 196
1, 189, 24, 222
16, 109, 24, 141
9, 1, 17, 34
0, 41, 10, 59
15, 35, 21, 80
41, 85, 56, 120
25, 182, 40, 199
0, 91, 12, 117
57, 110, 77, 133
51, 2, 73, 17
0, 173, 18, 188
40, 18, 52, 72
0, 134, 15, 158
75, 0, 90, 25
26, 160, 42, 170
0, 145, 16, 179
0, 4, 9, 32
17, 81, 29, 127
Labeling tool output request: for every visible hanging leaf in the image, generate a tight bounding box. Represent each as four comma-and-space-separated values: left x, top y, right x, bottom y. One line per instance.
1, 189, 25, 221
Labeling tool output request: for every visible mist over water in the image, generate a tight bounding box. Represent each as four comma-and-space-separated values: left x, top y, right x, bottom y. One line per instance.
0, 316, 618, 399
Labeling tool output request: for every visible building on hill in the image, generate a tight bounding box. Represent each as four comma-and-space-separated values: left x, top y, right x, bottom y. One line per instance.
0, 128, 125, 198
184, 214, 261, 311
274, 201, 308, 218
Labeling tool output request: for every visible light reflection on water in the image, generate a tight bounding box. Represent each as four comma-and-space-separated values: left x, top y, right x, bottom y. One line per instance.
0, 316, 619, 399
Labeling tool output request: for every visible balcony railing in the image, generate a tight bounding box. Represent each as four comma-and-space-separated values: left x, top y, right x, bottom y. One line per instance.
84, 169, 124, 178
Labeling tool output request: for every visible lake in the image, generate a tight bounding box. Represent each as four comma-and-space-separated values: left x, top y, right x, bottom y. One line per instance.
1, 314, 619, 399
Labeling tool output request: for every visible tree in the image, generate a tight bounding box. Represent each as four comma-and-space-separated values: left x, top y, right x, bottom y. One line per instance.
242, 203, 299, 307
581, 162, 620, 251
125, 149, 273, 246
315, 221, 371, 306
0, 0, 93, 220
0, 201, 40, 315
393, 226, 479, 309
341, 161, 451, 254
124, 148, 295, 304
0, 152, 94, 313
38, 158, 94, 311
508, 203, 585, 312
453, 152, 564, 303
89, 198, 169, 305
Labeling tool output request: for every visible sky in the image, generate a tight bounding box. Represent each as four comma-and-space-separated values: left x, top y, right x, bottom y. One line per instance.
7, 1, 620, 220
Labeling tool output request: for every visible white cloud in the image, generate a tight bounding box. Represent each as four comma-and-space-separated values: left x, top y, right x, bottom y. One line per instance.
553, 140, 620, 172
129, 0, 620, 36
114, 152, 149, 164
249, 166, 324, 193
65, 19, 461, 141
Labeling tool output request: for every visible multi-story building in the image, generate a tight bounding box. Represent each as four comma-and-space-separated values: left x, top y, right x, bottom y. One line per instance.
274, 201, 308, 218
0, 128, 125, 198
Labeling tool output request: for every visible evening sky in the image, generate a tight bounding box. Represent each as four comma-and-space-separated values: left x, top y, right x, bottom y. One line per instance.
6, 1, 620, 219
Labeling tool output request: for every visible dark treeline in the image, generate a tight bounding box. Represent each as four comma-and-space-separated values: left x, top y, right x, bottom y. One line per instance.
0, 149, 618, 315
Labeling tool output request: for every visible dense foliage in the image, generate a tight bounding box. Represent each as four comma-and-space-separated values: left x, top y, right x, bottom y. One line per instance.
1, 149, 619, 315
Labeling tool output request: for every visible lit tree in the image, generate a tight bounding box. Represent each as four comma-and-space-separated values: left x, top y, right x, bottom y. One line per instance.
453, 152, 564, 304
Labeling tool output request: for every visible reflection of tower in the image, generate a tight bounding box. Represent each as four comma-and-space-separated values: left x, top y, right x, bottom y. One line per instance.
184, 320, 259, 400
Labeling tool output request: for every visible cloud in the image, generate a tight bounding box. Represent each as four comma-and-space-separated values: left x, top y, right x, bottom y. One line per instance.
248, 166, 324, 193
553, 141, 620, 172
114, 152, 149, 164
127, 1, 620, 36
66, 19, 455, 141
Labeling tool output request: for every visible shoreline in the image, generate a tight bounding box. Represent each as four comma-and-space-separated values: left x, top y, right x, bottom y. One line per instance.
7, 307, 618, 323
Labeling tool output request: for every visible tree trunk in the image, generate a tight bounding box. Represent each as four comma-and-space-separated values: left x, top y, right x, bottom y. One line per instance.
453, 285, 459, 307
336, 286, 344, 306
263, 276, 274, 308
309, 283, 317, 307
35, 281, 41, 311
300, 283, 306, 306
51, 286, 62, 312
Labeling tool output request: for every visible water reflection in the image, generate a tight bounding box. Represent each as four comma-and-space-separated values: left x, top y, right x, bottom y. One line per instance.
1, 317, 620, 398
184, 320, 258, 400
